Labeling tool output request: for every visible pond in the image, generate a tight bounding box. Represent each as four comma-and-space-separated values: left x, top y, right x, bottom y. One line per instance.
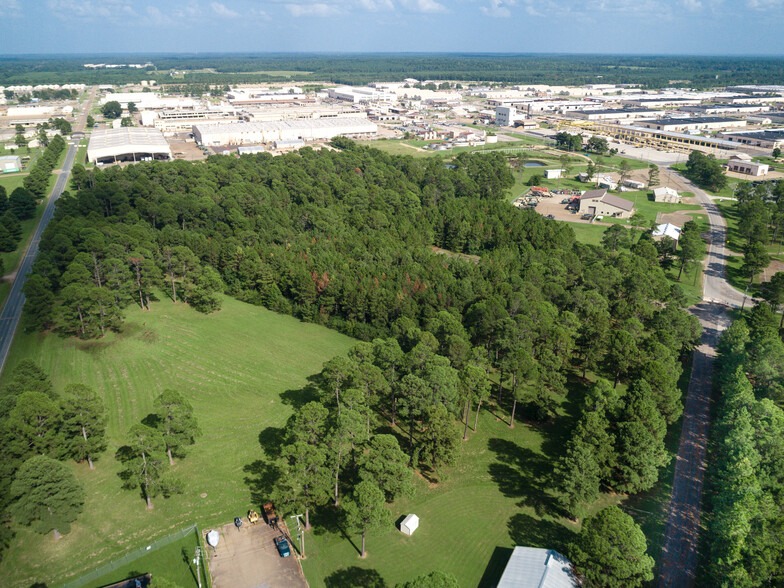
523, 161, 545, 167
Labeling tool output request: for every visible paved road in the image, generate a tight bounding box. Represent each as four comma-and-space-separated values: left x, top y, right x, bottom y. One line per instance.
0, 87, 94, 375
0, 143, 78, 373
657, 167, 743, 588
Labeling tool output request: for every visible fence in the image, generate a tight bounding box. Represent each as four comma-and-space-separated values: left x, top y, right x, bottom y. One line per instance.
59, 523, 211, 588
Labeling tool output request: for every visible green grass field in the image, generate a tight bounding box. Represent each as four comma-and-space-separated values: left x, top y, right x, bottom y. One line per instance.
0, 297, 355, 588
0, 291, 657, 588
79, 528, 209, 588
300, 373, 622, 588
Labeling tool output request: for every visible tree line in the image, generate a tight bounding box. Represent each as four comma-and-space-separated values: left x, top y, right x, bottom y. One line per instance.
0, 361, 201, 560
22, 133, 66, 198
706, 303, 784, 586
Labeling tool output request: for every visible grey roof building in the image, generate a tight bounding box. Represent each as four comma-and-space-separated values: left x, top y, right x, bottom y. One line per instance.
497, 547, 579, 588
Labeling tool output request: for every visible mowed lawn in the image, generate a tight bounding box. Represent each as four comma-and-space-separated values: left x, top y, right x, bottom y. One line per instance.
0, 296, 355, 588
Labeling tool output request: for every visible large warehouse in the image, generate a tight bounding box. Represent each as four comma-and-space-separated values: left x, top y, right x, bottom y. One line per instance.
637, 117, 747, 132
192, 117, 378, 146
720, 129, 784, 150
87, 128, 172, 164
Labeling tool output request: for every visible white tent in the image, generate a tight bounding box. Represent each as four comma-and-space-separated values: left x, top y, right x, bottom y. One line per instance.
206, 530, 220, 547
400, 514, 419, 536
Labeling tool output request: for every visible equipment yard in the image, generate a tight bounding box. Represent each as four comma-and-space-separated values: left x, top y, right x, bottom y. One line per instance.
207, 519, 307, 588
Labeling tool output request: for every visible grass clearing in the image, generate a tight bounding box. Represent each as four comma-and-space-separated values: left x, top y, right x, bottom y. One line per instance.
0, 292, 635, 588
0, 297, 355, 588
78, 527, 209, 588
300, 374, 621, 588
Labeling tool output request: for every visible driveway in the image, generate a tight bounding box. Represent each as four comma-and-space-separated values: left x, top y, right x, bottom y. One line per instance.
206, 520, 307, 588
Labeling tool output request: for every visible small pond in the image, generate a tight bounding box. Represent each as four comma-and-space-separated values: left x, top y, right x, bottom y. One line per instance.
523, 161, 545, 167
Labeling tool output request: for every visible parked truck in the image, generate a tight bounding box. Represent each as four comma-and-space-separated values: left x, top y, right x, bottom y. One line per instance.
263, 502, 279, 527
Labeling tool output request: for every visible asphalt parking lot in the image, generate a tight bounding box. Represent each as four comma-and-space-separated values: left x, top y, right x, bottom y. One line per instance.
206, 519, 307, 588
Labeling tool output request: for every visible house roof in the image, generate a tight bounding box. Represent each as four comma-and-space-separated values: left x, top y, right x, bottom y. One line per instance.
653, 223, 682, 240
580, 188, 608, 200
653, 186, 679, 196
602, 193, 635, 211
497, 547, 578, 588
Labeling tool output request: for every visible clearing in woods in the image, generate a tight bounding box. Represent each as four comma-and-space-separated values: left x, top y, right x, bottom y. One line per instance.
0, 296, 354, 588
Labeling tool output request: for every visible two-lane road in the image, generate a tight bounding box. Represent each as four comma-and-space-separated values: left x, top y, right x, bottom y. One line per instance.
0, 142, 78, 372
0, 87, 95, 374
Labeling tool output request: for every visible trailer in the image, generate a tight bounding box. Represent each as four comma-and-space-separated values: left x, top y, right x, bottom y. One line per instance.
263, 502, 279, 528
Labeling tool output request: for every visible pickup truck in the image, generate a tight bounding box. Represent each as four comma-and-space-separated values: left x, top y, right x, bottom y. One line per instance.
274, 535, 291, 558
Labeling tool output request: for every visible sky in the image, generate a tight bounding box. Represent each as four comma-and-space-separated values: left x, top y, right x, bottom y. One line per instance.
1, 0, 783, 55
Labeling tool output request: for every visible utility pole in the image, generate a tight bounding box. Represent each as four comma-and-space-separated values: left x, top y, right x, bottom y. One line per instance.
193, 546, 203, 588
291, 514, 305, 558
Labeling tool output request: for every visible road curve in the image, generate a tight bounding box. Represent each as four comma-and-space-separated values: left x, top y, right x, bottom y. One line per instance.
658, 167, 742, 587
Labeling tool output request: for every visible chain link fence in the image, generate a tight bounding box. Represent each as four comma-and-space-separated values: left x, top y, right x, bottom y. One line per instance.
60, 523, 211, 588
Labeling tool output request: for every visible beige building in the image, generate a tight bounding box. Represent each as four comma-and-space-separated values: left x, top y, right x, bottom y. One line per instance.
726, 154, 769, 176
579, 189, 634, 219
653, 186, 681, 203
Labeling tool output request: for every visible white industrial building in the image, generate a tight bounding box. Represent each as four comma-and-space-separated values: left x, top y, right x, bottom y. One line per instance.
637, 117, 747, 132
243, 105, 365, 122
227, 87, 312, 106
101, 92, 196, 110
141, 109, 238, 132
192, 117, 377, 146
0, 155, 21, 173
6, 105, 57, 117
495, 106, 524, 126
570, 108, 662, 121
87, 128, 172, 164
720, 129, 784, 151
327, 86, 396, 103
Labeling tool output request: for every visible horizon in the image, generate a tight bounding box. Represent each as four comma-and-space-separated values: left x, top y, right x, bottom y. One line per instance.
2, 1, 783, 56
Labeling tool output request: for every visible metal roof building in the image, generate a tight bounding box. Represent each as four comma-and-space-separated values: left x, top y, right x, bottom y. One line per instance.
87, 128, 172, 164
498, 547, 578, 588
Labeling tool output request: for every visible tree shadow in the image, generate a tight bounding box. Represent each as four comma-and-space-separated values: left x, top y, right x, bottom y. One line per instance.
324, 566, 387, 588
181, 547, 197, 586
242, 460, 283, 506
258, 426, 286, 459
507, 512, 575, 555
487, 438, 557, 516
141, 413, 160, 428
477, 546, 514, 588
279, 376, 322, 409
310, 505, 360, 555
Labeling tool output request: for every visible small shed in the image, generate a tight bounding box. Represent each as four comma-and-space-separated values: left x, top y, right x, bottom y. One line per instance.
544, 168, 564, 179
400, 514, 419, 536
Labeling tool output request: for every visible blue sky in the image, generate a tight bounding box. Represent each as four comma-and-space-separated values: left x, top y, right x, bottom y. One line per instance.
1, 0, 783, 55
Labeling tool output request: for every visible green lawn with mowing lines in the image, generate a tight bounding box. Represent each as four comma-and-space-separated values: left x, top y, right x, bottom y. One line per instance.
0, 296, 355, 588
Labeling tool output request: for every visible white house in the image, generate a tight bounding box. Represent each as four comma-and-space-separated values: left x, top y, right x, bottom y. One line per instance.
653, 186, 681, 203
497, 547, 578, 588
400, 514, 419, 536
544, 169, 565, 179
579, 189, 635, 219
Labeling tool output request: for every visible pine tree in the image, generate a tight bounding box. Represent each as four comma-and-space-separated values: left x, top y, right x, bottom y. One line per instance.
61, 383, 107, 469
153, 390, 200, 465
118, 424, 168, 509
570, 506, 654, 588
418, 404, 459, 473
343, 480, 390, 558
10, 456, 84, 540
554, 436, 601, 520
358, 434, 414, 502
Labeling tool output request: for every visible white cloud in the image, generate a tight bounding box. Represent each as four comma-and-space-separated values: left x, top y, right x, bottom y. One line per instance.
47, 0, 137, 21
285, 2, 343, 16
400, 0, 448, 12
682, 0, 702, 10
746, 0, 783, 8
481, 0, 512, 17
358, 0, 395, 10
210, 1, 240, 17
1, 0, 21, 17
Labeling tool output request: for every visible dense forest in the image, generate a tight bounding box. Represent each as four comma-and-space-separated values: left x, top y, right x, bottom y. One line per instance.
8, 142, 707, 583
24, 142, 699, 484
706, 306, 784, 587
2, 54, 784, 88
